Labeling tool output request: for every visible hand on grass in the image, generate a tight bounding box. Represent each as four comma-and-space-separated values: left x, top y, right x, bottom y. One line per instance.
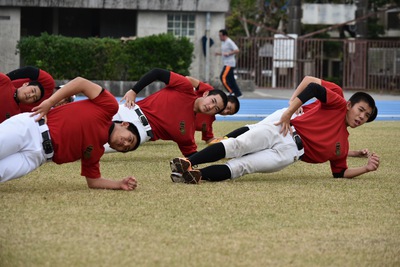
120, 177, 138, 191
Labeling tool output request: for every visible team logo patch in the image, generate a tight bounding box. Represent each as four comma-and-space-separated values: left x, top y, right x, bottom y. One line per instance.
202, 123, 207, 133
84, 145, 94, 159
180, 121, 186, 135
335, 142, 341, 156
6, 113, 10, 119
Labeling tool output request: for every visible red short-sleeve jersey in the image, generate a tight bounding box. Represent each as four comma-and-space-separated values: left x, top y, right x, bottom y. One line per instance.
11, 69, 55, 112
137, 72, 199, 156
291, 80, 349, 173
46, 89, 118, 178
0, 73, 21, 123
195, 113, 216, 141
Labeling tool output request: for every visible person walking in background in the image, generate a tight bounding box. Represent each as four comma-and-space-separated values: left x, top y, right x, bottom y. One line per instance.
215, 29, 242, 98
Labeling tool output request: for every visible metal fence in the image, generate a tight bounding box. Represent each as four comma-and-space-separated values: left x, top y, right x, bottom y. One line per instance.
234, 37, 400, 92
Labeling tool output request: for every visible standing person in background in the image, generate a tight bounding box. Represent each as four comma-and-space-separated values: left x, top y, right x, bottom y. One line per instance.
215, 29, 242, 98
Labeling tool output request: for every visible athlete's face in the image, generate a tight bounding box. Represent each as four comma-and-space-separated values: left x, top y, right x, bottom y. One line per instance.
220, 101, 236, 115
346, 100, 373, 128
109, 122, 138, 152
195, 92, 225, 115
17, 82, 41, 104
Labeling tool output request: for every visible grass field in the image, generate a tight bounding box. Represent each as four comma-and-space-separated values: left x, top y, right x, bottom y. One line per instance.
1, 121, 399, 267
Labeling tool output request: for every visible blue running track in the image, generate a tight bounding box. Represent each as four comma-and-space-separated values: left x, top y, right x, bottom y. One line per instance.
75, 97, 400, 121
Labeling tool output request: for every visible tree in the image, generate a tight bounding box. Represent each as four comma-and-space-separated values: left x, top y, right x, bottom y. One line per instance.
226, 0, 288, 37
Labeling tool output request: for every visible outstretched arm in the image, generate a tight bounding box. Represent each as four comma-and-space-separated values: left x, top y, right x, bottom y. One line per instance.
121, 68, 171, 108
86, 176, 138, 191
31, 77, 102, 121
348, 149, 369, 158
342, 152, 380, 178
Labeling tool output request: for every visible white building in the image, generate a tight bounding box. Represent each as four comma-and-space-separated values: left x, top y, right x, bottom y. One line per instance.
0, 0, 229, 82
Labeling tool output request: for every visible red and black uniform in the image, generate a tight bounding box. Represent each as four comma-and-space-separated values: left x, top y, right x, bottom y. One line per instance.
195, 113, 216, 142
291, 80, 349, 174
0, 73, 21, 123
0, 67, 54, 123
133, 69, 200, 156
47, 89, 118, 178
194, 81, 215, 142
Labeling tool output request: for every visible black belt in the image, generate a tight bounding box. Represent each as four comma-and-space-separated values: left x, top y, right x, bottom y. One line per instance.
134, 109, 154, 138
38, 118, 54, 158
292, 131, 304, 151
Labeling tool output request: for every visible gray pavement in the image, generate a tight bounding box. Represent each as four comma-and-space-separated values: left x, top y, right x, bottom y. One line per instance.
241, 88, 400, 101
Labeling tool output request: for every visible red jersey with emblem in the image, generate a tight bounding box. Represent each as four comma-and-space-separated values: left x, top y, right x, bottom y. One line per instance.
291, 80, 349, 173
0, 73, 21, 123
195, 113, 216, 141
46, 89, 118, 178
137, 72, 198, 156
194, 81, 216, 141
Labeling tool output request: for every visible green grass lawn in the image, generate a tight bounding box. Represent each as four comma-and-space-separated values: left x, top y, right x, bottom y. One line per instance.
0, 121, 399, 267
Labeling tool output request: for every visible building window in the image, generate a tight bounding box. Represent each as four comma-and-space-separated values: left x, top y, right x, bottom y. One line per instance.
167, 14, 195, 37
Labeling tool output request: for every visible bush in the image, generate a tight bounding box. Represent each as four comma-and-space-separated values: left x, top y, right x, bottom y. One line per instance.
17, 33, 194, 81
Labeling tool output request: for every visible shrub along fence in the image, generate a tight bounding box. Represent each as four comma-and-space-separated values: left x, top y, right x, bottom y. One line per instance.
17, 33, 194, 81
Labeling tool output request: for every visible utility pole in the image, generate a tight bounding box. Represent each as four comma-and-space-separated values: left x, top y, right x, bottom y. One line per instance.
287, 0, 302, 35
355, 0, 368, 38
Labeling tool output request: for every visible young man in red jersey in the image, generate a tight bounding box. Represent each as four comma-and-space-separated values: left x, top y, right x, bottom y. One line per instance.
121, 68, 228, 157
0, 77, 140, 191
185, 76, 240, 144
169, 76, 380, 184
0, 66, 55, 123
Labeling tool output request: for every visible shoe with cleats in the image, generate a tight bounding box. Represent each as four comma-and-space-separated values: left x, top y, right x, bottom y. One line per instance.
183, 170, 202, 184
170, 172, 185, 183
170, 157, 192, 174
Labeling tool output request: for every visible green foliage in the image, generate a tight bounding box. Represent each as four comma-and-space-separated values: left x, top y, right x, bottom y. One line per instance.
123, 33, 193, 80
16, 33, 193, 81
227, 0, 288, 37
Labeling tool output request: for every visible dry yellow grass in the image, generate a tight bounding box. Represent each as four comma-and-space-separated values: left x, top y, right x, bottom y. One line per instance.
0, 121, 399, 267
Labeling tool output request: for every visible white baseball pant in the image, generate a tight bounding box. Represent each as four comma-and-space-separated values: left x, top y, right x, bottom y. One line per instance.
222, 108, 304, 179
0, 113, 48, 182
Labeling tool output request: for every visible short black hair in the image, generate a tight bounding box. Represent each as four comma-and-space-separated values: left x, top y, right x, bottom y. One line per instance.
208, 89, 228, 113
227, 95, 240, 114
113, 121, 141, 152
28, 81, 45, 102
219, 29, 228, 36
348, 92, 378, 123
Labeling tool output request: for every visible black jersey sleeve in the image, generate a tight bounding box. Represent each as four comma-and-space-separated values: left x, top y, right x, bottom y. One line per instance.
332, 169, 346, 178
6, 66, 39, 81
131, 68, 171, 94
225, 126, 250, 138
297, 82, 327, 104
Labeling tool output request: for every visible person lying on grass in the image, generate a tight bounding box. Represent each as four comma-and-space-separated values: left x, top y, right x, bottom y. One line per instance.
169, 76, 380, 184
0, 77, 139, 191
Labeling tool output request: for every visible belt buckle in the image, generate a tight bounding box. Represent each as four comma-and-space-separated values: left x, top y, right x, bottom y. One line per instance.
139, 114, 149, 126
293, 133, 304, 150
43, 139, 53, 154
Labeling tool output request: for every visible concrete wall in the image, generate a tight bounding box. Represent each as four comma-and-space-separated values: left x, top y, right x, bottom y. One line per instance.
0, 0, 229, 11
0, 8, 20, 73
135, 10, 226, 83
